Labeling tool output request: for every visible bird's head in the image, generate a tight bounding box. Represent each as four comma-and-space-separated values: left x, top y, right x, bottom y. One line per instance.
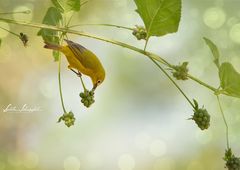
91, 69, 105, 90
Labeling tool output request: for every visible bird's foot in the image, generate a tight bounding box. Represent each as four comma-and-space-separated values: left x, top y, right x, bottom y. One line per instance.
69, 67, 82, 77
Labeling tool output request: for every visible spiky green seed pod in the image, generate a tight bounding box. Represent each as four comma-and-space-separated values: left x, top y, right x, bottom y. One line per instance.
190, 99, 210, 130
58, 111, 75, 127
79, 89, 95, 108
172, 62, 189, 80
226, 157, 240, 170
192, 108, 210, 130
132, 25, 147, 40
225, 149, 240, 170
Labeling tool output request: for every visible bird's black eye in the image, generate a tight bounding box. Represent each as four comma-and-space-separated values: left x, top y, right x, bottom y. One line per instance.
97, 80, 101, 84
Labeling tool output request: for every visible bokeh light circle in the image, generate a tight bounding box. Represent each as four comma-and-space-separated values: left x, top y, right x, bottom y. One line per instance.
13, 5, 33, 22
227, 17, 239, 27
149, 140, 167, 157
229, 23, 240, 44
64, 156, 81, 170
118, 154, 135, 170
203, 7, 226, 29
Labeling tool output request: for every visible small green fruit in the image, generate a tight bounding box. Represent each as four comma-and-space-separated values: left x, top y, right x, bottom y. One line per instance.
132, 25, 147, 40
79, 89, 95, 108
225, 149, 240, 170
172, 62, 189, 80
58, 111, 75, 127
190, 100, 210, 130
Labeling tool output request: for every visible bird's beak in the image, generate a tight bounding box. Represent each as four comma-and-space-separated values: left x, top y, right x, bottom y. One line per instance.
92, 84, 97, 91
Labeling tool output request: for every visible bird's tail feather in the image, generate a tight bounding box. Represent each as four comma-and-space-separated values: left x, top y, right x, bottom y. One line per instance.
44, 42, 62, 51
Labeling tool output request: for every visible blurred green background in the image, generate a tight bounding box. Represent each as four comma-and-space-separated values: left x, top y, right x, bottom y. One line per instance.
0, 0, 240, 170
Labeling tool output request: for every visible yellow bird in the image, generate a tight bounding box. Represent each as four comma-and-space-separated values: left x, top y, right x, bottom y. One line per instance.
44, 39, 105, 90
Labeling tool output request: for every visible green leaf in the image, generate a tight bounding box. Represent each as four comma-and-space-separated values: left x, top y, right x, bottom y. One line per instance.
51, 0, 80, 13
37, 7, 62, 61
134, 0, 181, 38
53, 50, 60, 61
219, 62, 240, 97
203, 37, 220, 68
37, 7, 62, 44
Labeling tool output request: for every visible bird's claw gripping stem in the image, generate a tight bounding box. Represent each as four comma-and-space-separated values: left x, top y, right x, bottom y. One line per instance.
69, 68, 82, 77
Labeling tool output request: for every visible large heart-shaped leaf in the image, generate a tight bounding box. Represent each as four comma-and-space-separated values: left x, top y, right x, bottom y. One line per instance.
134, 0, 181, 38
203, 37, 220, 68
37, 7, 62, 43
37, 7, 63, 61
219, 62, 240, 97
51, 0, 81, 13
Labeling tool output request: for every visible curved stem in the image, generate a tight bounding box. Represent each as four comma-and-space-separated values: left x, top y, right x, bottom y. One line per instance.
216, 95, 230, 149
0, 17, 233, 98
0, 26, 20, 37
66, 13, 74, 27
79, 76, 87, 91
144, 41, 193, 108
149, 57, 195, 108
0, 10, 31, 15
57, 16, 68, 114
187, 74, 217, 92
80, 0, 89, 7
69, 23, 134, 31
58, 54, 67, 113
144, 38, 149, 51
0, 18, 167, 62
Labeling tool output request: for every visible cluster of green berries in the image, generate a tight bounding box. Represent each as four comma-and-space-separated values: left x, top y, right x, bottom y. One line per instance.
192, 108, 210, 130
190, 99, 210, 130
224, 149, 240, 170
132, 25, 147, 40
80, 90, 95, 108
172, 62, 189, 80
58, 111, 75, 127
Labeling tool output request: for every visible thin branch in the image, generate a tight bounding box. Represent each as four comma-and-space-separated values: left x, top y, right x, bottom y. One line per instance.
0, 17, 233, 98
80, 0, 89, 7
80, 76, 87, 91
187, 74, 217, 92
149, 57, 195, 108
58, 54, 67, 113
57, 31, 68, 114
0, 18, 170, 65
0, 10, 31, 15
69, 23, 134, 31
216, 95, 230, 149
144, 37, 149, 51
0, 26, 20, 37
144, 39, 193, 108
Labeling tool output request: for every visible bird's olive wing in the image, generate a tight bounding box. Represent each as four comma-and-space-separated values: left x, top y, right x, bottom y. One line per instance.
65, 39, 98, 70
